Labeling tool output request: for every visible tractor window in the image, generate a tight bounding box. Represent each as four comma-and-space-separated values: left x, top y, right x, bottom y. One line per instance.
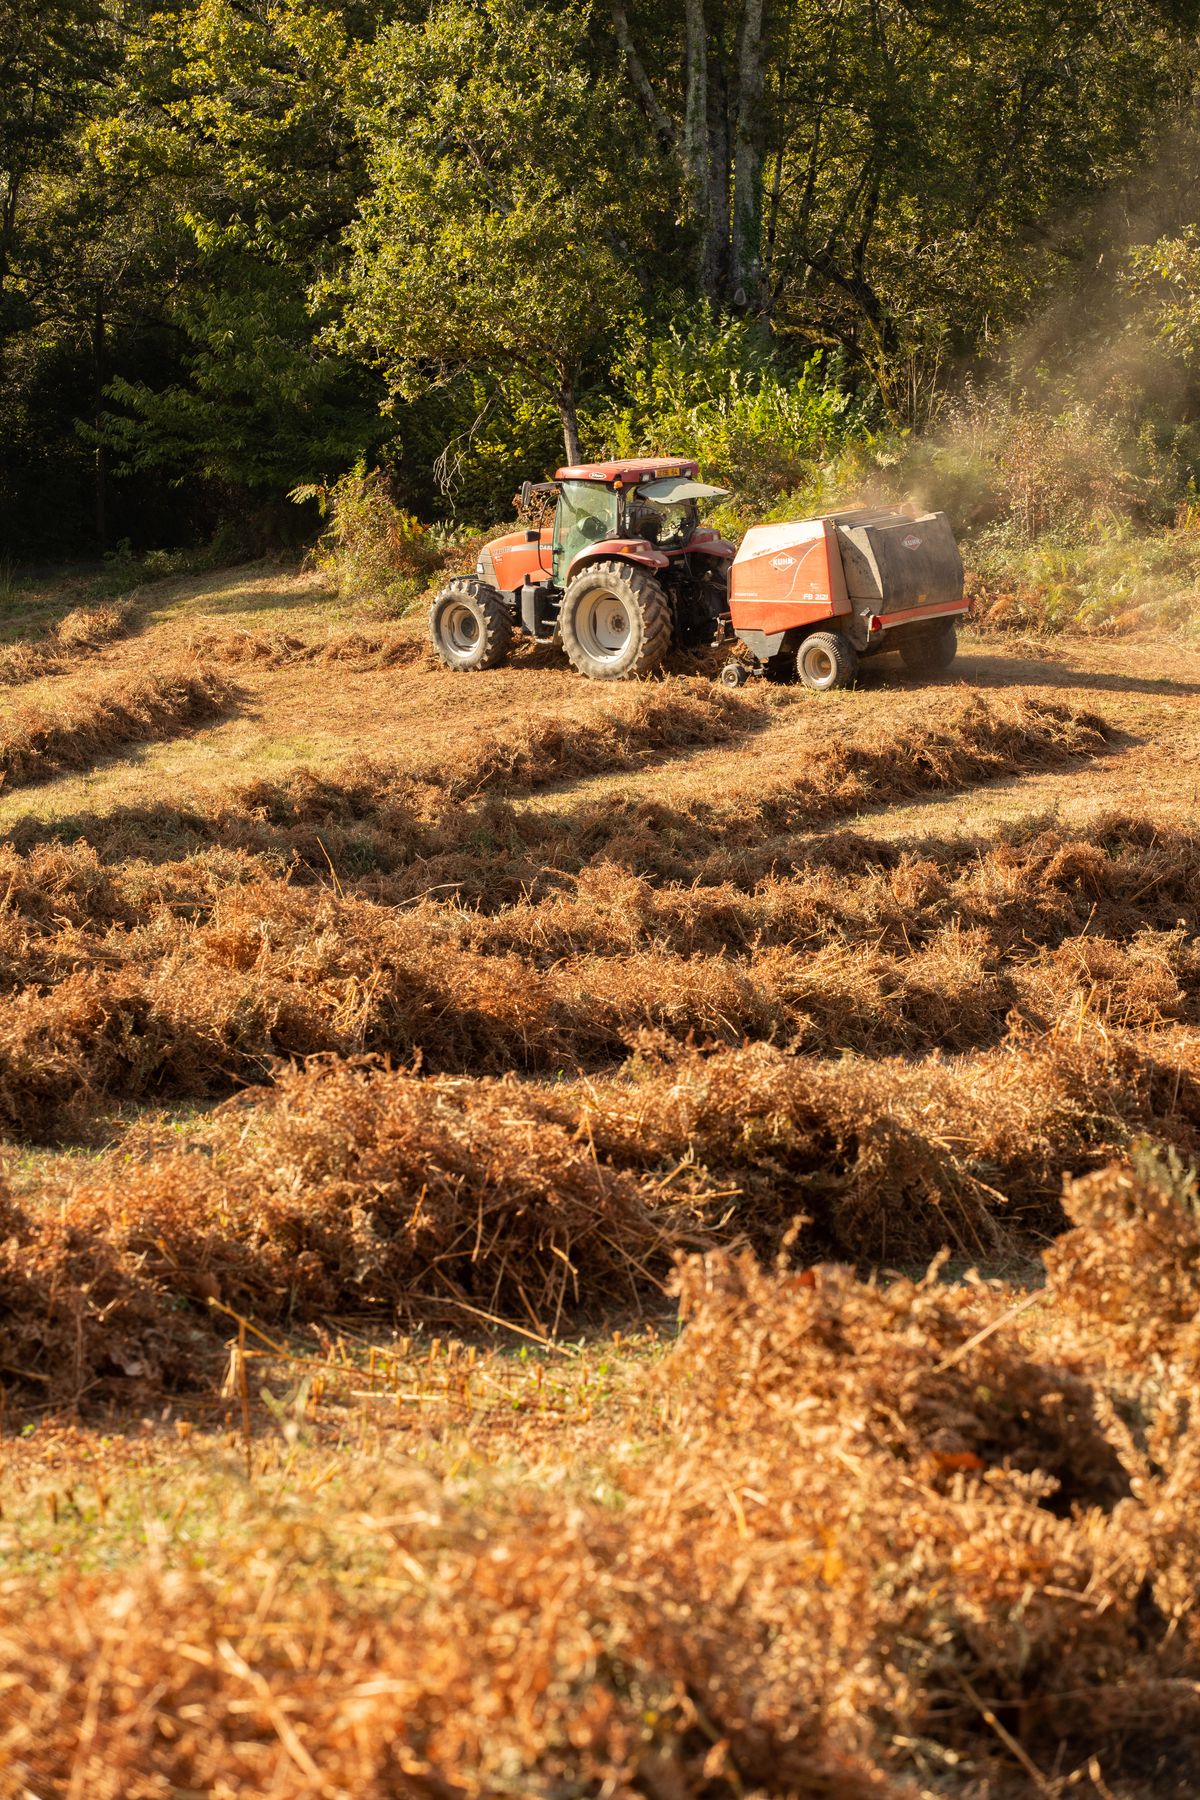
554, 481, 618, 579
625, 490, 697, 549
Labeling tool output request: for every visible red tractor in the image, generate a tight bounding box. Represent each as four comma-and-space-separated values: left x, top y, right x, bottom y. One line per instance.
429, 457, 968, 688
429, 458, 736, 681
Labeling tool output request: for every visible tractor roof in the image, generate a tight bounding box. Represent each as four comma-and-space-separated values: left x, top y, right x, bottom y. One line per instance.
554, 457, 700, 485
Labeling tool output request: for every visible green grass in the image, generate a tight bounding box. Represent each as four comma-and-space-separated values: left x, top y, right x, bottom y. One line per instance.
0, 1329, 670, 1587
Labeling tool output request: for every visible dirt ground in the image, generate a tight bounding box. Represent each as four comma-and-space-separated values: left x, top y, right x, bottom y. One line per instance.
2, 564, 1199, 1798
1, 561, 1196, 835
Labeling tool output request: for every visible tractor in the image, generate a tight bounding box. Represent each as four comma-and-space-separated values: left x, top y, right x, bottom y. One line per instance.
428, 457, 968, 689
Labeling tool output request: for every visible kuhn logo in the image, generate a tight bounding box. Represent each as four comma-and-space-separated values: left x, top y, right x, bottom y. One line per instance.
769, 554, 796, 569
902, 534, 922, 550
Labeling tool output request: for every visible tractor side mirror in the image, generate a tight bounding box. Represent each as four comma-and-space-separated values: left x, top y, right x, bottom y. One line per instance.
519, 480, 532, 514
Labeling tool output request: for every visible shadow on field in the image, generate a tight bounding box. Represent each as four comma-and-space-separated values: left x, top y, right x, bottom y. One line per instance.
181, 582, 325, 619
951, 650, 1200, 699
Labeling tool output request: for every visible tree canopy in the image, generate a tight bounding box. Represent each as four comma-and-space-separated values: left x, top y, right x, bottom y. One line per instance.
4, 0, 1200, 555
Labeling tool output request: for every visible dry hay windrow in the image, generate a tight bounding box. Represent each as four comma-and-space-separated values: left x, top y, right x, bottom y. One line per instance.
4, 1156, 1200, 1796
240, 687, 1111, 811
0, 664, 235, 788
184, 622, 421, 669
1, 808, 1194, 948
0, 814, 1194, 1136
423, 678, 774, 797
0, 601, 132, 686
1, 1029, 1197, 1401
0, 691, 1111, 895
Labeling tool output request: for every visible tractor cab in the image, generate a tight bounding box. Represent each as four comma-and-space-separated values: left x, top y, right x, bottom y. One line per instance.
548, 460, 728, 586
432, 456, 736, 680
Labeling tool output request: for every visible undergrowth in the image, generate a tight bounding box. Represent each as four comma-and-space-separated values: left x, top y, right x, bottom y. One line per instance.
4, 1155, 1200, 1794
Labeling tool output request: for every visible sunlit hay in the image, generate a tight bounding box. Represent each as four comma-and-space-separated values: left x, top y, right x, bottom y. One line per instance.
0, 1179, 211, 1400
4, 810, 1195, 961
53, 602, 130, 653
0, 665, 235, 788
0, 1060, 674, 1397
1017, 930, 1198, 1031
5, 1033, 1199, 1401
5, 1161, 1200, 1792
744, 693, 1111, 833
184, 624, 308, 664
1045, 1150, 1200, 1375
0, 601, 131, 686
446, 813, 1200, 961
656, 1168, 1200, 1779
670, 1248, 1129, 1510
425, 688, 1108, 807
0, 852, 1196, 1136
0, 1504, 894, 1798
339, 690, 1114, 887
0, 839, 133, 932
0, 695, 1116, 898
184, 624, 421, 668
569, 1030, 1200, 1262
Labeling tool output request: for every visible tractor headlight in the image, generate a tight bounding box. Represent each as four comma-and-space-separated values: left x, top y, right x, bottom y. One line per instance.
476, 559, 485, 575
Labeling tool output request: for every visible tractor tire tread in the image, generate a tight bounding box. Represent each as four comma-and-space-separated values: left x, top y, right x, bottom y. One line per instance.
429, 577, 513, 672
898, 620, 958, 676
560, 560, 672, 681
798, 630, 858, 691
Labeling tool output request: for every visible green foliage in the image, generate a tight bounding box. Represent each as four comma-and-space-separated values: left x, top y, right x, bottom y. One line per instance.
1127, 227, 1200, 363
102, 265, 382, 492
969, 517, 1200, 637
332, 0, 649, 459
593, 308, 872, 507
4, 0, 1200, 560
905, 385, 1198, 543
304, 462, 467, 614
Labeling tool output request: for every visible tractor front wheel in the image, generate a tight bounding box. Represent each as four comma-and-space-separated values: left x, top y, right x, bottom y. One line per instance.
797, 631, 858, 692
559, 561, 672, 680
429, 577, 512, 672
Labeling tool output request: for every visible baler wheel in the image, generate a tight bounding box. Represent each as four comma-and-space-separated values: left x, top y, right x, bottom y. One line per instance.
559, 560, 672, 680
429, 577, 513, 672
797, 631, 858, 692
898, 621, 958, 676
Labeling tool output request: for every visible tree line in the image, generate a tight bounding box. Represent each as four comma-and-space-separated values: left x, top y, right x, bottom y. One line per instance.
4, 0, 1200, 558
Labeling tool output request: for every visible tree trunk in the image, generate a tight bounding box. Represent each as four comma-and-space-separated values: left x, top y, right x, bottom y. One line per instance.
611, 0, 723, 301
731, 0, 766, 307
683, 0, 719, 299
93, 296, 107, 548
707, 58, 731, 297
608, 1, 676, 152
557, 378, 581, 466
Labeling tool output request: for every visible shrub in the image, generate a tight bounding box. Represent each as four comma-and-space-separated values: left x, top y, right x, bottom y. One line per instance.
298, 461, 466, 613
592, 307, 876, 510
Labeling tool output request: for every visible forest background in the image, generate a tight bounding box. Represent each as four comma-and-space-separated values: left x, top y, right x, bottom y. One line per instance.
8, 0, 1200, 633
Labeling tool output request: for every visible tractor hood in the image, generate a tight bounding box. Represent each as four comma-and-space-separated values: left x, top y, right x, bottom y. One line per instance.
637, 476, 729, 504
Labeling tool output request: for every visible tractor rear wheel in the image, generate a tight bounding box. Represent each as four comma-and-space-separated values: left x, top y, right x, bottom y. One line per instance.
898, 619, 958, 676
429, 577, 512, 672
797, 631, 858, 692
559, 560, 671, 680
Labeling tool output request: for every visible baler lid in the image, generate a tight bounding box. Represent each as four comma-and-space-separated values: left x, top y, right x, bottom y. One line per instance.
638, 476, 729, 504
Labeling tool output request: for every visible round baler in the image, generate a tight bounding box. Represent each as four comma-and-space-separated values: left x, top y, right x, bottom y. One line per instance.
722, 505, 967, 689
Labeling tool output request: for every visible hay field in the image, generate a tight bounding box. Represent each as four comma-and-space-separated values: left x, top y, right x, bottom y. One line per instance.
2, 562, 1199, 1797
